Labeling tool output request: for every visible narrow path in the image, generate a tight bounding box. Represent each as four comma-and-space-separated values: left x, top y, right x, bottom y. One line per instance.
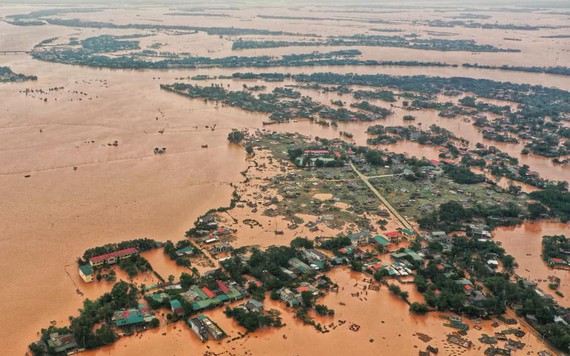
365, 174, 399, 179
349, 161, 415, 232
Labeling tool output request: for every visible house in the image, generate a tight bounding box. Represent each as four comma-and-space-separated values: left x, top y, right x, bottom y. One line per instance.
187, 317, 209, 342
176, 246, 194, 257
89, 247, 138, 268
46, 333, 78, 354
338, 246, 355, 255
113, 308, 145, 327
348, 231, 371, 246
549, 257, 567, 267
170, 299, 184, 317
201, 287, 216, 299
455, 279, 474, 293
289, 257, 311, 273
245, 299, 264, 313
279, 287, 301, 307
296, 282, 319, 296
79, 264, 94, 283
302, 249, 329, 264
390, 249, 424, 264
148, 292, 169, 304
487, 259, 499, 269
469, 291, 488, 308
467, 224, 491, 239
371, 235, 390, 248
280, 267, 297, 279
304, 149, 329, 157
216, 280, 230, 294
224, 284, 246, 301
199, 315, 226, 340
211, 242, 232, 254
426, 231, 447, 243
385, 231, 401, 242
399, 228, 415, 238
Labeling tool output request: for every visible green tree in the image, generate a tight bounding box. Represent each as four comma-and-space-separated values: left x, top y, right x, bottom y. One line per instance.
409, 302, 429, 315
228, 130, 245, 143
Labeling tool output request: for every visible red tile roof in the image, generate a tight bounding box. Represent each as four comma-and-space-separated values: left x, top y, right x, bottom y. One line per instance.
385, 231, 401, 237
297, 286, 310, 293
90, 247, 138, 263
551, 258, 565, 264
216, 280, 230, 293
202, 287, 215, 299
334, 151, 341, 158
464, 284, 473, 291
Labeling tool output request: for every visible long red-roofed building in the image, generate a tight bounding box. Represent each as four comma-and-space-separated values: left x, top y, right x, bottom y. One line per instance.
89, 247, 138, 267
201, 287, 216, 299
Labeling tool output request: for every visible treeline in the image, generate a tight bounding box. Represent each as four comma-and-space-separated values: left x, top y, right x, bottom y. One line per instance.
418, 200, 523, 232
529, 187, 570, 222
463, 63, 570, 77
0, 66, 37, 82
231, 35, 518, 53
81, 238, 159, 260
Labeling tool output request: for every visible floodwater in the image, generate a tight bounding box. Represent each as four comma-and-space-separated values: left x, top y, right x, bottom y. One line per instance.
495, 221, 570, 307
0, 3, 568, 355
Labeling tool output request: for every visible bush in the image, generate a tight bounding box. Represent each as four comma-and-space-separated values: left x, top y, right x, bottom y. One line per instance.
409, 302, 429, 315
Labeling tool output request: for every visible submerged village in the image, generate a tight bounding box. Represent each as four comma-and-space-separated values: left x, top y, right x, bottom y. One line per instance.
30, 127, 568, 356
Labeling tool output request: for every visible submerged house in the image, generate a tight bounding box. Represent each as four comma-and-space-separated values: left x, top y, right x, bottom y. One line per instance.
46, 333, 78, 354
200, 315, 226, 340
113, 309, 145, 327
170, 299, 184, 317
187, 317, 209, 342
79, 264, 94, 283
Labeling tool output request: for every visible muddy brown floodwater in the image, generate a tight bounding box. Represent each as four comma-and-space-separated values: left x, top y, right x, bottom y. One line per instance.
495, 221, 570, 307
0, 3, 568, 355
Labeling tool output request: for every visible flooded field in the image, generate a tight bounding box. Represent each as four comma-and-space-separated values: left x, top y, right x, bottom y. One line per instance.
0, 2, 568, 355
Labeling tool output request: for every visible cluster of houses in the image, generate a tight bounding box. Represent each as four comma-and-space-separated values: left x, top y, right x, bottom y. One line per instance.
278, 282, 320, 307
294, 148, 348, 167
348, 228, 413, 248
194, 215, 234, 240
146, 279, 248, 316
